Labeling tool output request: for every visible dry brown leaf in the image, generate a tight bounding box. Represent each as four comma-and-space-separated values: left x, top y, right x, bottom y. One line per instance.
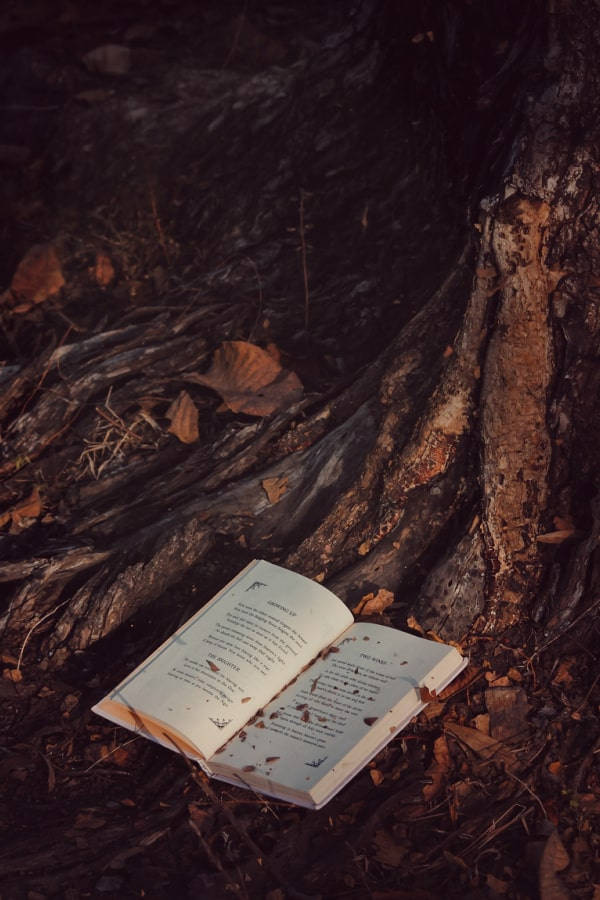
419, 685, 438, 703
486, 873, 509, 895
485, 686, 530, 741
0, 486, 43, 528
444, 721, 515, 769
372, 829, 407, 867
353, 588, 394, 616
419, 699, 446, 722
3, 667, 23, 682
75, 811, 107, 829
438, 665, 479, 699
83, 44, 132, 75
423, 734, 451, 801
552, 659, 575, 686
370, 768, 384, 786
473, 713, 490, 735
9, 243, 65, 307
190, 341, 302, 417
406, 615, 425, 634
262, 475, 289, 504
92, 252, 115, 286
166, 391, 199, 444
539, 830, 570, 900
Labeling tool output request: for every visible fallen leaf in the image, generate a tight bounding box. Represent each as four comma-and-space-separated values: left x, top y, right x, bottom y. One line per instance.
75, 811, 107, 829
0, 486, 43, 529
242, 765, 256, 773
207, 660, 219, 672
265, 756, 280, 764
406, 615, 425, 634
92, 252, 115, 287
423, 734, 451, 801
485, 686, 530, 741
372, 829, 407, 866
552, 659, 575, 686
262, 475, 289, 504
370, 768, 384, 786
473, 713, 490, 735
83, 44, 131, 75
486, 873, 509, 895
364, 717, 378, 726
190, 341, 302, 417
8, 243, 65, 307
539, 830, 570, 900
112, 746, 132, 767
444, 721, 515, 770
241, 697, 252, 703
3, 668, 23, 682
548, 761, 562, 775
420, 700, 446, 722
419, 686, 437, 703
166, 391, 199, 444
353, 588, 394, 616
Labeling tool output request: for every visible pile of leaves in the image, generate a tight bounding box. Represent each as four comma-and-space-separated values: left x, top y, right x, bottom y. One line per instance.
2, 606, 600, 898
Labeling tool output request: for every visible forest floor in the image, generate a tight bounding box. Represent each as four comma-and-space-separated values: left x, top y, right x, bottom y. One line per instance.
1, 1, 600, 898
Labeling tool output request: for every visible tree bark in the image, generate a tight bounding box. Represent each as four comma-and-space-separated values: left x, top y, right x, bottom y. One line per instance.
1, 0, 599, 671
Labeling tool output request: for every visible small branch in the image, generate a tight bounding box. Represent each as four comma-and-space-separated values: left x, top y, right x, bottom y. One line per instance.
17, 599, 69, 672
148, 180, 171, 266
299, 189, 311, 329
222, 1, 248, 69
164, 734, 318, 900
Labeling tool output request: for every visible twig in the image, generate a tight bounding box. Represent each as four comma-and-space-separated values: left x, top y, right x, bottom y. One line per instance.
18, 325, 73, 420
245, 256, 264, 341
299, 189, 311, 329
504, 769, 547, 819
530, 595, 600, 662
16, 599, 69, 672
163, 733, 318, 900
148, 180, 171, 266
222, 0, 248, 69
82, 737, 139, 773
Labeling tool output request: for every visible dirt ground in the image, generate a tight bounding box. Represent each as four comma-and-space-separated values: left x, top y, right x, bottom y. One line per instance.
1, 1, 600, 897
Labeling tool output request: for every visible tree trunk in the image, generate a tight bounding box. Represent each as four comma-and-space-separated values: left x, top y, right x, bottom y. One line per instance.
1, 0, 599, 675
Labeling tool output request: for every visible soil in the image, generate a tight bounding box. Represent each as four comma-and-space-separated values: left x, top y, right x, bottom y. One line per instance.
1, 1, 600, 898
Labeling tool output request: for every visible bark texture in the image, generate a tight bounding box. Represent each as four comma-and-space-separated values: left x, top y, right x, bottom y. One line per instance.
1, 0, 599, 671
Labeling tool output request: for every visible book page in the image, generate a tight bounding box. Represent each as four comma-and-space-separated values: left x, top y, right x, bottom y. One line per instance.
94, 560, 353, 759
207, 622, 464, 801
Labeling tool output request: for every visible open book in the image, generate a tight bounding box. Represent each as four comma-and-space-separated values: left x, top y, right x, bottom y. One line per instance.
93, 560, 467, 809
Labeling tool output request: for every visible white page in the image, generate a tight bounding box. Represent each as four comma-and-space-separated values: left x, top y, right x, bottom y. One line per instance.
97, 560, 353, 759
208, 623, 463, 796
